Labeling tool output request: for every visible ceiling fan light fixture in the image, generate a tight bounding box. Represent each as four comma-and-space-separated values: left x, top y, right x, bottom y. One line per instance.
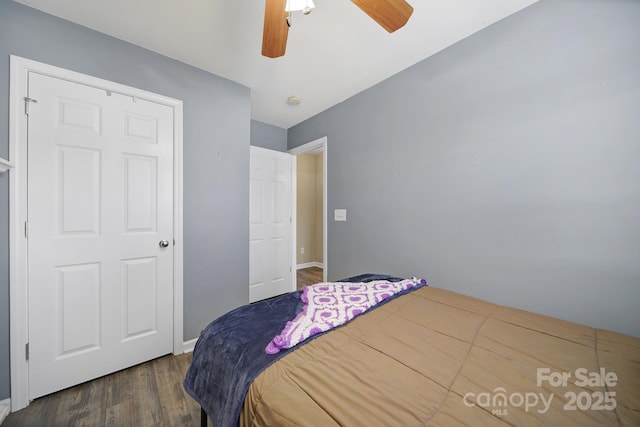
285, 0, 315, 13
263, 0, 413, 58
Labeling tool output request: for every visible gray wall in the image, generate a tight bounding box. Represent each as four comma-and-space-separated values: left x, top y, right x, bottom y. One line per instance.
0, 1, 251, 400
289, 0, 640, 337
250, 120, 288, 152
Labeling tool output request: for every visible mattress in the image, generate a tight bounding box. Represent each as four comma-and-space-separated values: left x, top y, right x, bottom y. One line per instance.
240, 286, 639, 426
185, 279, 640, 426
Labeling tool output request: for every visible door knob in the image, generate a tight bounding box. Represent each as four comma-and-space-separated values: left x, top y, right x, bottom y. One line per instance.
159, 240, 170, 248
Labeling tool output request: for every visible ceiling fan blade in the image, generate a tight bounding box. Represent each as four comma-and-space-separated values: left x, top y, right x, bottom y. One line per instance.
262, 0, 289, 58
351, 0, 414, 33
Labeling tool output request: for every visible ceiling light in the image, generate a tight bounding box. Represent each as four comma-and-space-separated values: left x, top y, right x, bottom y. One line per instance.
286, 0, 315, 14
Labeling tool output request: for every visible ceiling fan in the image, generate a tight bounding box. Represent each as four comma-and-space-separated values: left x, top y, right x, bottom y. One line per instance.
262, 0, 414, 58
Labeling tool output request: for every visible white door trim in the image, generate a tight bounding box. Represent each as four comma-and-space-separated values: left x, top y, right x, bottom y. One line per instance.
8, 55, 184, 411
289, 137, 328, 282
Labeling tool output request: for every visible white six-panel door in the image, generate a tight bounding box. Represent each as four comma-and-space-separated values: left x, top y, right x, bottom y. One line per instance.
249, 146, 293, 302
27, 72, 174, 398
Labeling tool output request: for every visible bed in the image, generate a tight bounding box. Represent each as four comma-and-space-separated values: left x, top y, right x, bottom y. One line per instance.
184, 274, 640, 426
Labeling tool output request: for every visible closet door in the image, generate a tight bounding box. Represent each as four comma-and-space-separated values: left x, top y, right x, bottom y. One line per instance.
27, 72, 175, 398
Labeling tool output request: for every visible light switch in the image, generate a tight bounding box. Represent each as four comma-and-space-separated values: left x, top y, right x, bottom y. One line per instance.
334, 209, 347, 222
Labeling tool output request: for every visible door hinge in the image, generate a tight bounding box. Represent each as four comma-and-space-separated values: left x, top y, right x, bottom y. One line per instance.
24, 97, 38, 116
25, 343, 29, 361
24, 221, 29, 238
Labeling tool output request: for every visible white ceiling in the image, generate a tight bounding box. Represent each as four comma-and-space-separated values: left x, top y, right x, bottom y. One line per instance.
15, 0, 539, 129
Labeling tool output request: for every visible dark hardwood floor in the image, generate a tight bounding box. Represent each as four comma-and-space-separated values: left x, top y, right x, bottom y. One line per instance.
5, 270, 324, 426
4, 353, 200, 427
296, 266, 324, 290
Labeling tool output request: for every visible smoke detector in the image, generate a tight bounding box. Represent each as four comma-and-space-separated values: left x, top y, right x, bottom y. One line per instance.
287, 95, 301, 106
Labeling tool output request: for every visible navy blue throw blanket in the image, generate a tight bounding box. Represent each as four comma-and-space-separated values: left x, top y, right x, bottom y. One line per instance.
183, 274, 417, 427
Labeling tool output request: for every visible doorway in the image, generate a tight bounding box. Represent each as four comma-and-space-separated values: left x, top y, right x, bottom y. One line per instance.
290, 137, 328, 287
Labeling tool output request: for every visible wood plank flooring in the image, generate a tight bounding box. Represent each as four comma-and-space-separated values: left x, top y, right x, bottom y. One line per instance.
5, 269, 324, 427
296, 266, 324, 290
3, 353, 201, 427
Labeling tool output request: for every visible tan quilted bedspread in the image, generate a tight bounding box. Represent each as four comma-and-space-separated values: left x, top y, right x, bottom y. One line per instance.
240, 287, 640, 426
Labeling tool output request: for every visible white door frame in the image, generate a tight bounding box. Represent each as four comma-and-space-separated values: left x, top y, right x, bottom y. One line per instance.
289, 136, 328, 283
8, 56, 184, 411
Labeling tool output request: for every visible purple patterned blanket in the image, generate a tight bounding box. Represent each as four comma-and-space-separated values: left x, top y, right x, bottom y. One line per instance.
266, 278, 426, 354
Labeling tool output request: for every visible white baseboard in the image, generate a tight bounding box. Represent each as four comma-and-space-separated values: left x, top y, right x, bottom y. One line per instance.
296, 262, 324, 270
0, 398, 10, 425
182, 338, 198, 354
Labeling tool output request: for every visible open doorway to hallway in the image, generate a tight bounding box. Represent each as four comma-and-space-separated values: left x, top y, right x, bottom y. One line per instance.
290, 137, 328, 289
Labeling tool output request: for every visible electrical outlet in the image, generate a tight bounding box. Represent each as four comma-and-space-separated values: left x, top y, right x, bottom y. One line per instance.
300, 247, 305, 255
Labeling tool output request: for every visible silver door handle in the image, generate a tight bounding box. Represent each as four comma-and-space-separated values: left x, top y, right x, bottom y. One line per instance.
159, 240, 170, 248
